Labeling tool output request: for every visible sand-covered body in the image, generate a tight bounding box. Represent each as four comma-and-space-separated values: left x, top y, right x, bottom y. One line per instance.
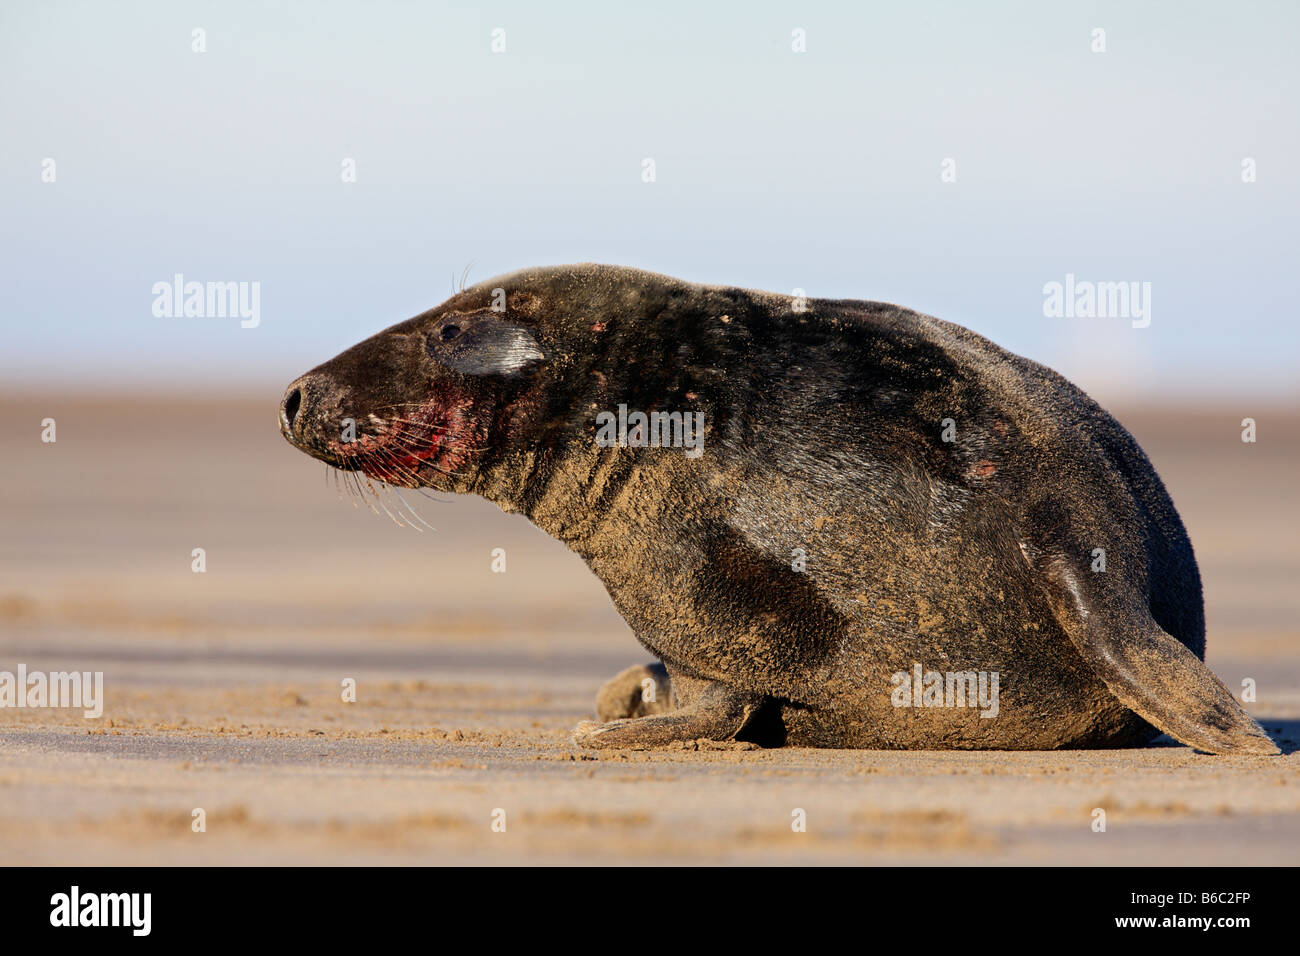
280, 264, 1277, 754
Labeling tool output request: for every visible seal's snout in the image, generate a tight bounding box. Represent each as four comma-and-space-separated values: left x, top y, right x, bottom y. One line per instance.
280, 374, 323, 446
280, 385, 303, 435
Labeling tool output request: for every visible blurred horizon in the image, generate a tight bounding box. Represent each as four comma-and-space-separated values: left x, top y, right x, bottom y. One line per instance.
2, 0, 1297, 403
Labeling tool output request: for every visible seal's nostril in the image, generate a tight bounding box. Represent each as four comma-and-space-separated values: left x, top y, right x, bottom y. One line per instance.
282, 387, 302, 432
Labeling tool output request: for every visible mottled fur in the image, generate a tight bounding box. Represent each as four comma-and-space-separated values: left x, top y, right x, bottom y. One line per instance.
280, 264, 1277, 754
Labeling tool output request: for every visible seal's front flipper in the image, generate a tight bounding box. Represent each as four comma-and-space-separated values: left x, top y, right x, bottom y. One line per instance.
574, 682, 759, 750
1026, 544, 1279, 756
594, 662, 673, 721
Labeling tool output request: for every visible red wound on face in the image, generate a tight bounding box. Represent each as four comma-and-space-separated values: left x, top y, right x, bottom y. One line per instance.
327, 385, 481, 486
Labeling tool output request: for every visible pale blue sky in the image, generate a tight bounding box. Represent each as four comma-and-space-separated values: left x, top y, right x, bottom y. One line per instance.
2, 0, 1297, 400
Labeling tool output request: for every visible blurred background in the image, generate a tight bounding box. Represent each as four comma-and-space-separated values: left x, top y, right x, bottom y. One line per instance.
0, 1, 1296, 864
2, 0, 1297, 400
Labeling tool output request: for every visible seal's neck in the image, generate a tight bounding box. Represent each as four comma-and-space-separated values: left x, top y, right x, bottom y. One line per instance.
468, 436, 643, 553
463, 288, 736, 550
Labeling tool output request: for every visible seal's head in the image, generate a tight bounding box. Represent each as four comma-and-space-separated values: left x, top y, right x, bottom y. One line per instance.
279, 287, 551, 493
282, 263, 719, 506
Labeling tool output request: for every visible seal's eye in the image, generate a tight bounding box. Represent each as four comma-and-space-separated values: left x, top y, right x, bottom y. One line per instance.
439, 324, 462, 342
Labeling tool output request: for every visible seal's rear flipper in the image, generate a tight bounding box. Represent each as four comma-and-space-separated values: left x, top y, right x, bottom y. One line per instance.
1072, 613, 1277, 755
1028, 549, 1279, 755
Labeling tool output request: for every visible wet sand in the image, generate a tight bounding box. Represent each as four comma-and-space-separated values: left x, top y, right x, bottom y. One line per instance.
0, 395, 1296, 864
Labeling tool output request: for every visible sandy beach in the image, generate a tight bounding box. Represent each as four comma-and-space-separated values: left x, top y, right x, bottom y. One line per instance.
0, 395, 1295, 865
